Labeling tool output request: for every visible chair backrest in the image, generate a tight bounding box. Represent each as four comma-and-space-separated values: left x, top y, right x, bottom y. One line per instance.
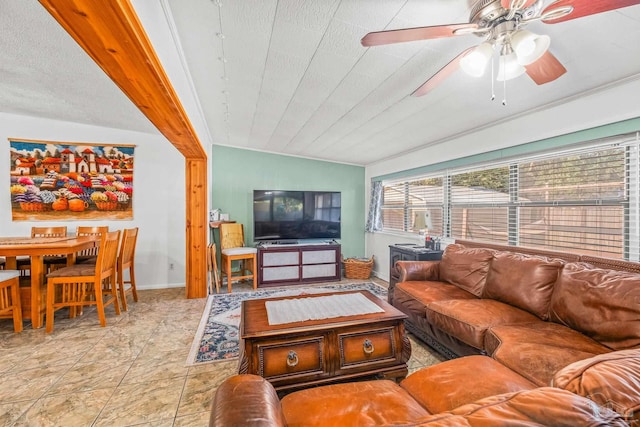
76, 226, 109, 256
31, 226, 67, 238
118, 228, 138, 270
0, 281, 12, 313
96, 230, 121, 282
76, 226, 109, 237
219, 223, 246, 250
0, 272, 20, 314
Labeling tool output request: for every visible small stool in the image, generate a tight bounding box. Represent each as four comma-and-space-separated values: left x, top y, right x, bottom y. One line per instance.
400, 355, 536, 413
0, 271, 23, 332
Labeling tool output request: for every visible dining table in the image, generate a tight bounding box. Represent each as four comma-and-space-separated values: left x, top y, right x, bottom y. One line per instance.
0, 235, 99, 329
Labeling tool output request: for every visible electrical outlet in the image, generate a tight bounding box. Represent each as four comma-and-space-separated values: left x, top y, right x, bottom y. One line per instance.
169, 263, 174, 270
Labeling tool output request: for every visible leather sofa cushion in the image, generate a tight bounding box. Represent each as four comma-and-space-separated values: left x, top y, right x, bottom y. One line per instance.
394, 281, 476, 320
483, 252, 563, 320
552, 348, 640, 424
401, 355, 535, 413
426, 299, 539, 350
438, 244, 494, 296
280, 379, 431, 427
447, 387, 626, 426
485, 322, 611, 386
550, 262, 640, 350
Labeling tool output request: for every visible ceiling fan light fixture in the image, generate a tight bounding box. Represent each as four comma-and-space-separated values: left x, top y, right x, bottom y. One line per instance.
497, 50, 525, 81
460, 42, 494, 77
511, 30, 550, 65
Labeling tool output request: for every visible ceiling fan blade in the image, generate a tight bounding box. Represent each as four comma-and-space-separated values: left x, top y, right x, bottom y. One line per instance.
412, 47, 475, 97
524, 51, 567, 85
501, 0, 537, 10
542, 0, 640, 23
361, 23, 478, 47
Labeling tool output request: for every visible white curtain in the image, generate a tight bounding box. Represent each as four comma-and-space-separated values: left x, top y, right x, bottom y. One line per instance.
365, 181, 383, 232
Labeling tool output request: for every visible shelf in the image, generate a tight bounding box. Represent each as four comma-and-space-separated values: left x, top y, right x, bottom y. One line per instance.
258, 243, 341, 287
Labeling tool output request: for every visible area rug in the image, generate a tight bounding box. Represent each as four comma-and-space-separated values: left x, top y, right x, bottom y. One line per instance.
186, 282, 387, 366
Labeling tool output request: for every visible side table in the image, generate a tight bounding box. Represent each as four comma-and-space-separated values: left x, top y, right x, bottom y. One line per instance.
388, 243, 443, 304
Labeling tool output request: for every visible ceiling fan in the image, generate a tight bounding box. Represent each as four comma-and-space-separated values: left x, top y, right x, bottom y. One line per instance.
361, 0, 640, 100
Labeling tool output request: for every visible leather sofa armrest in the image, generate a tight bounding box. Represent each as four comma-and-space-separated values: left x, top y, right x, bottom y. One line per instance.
210, 374, 286, 427
397, 260, 441, 282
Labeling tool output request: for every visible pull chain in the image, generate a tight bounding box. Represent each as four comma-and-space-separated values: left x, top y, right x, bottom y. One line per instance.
501, 55, 507, 106
502, 77, 507, 106
491, 56, 496, 101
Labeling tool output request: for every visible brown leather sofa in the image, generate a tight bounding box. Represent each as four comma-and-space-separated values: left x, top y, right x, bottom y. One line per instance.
210, 241, 640, 425
391, 240, 640, 424
210, 355, 627, 426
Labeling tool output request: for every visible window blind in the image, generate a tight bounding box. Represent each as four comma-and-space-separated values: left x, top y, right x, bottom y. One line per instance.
380, 132, 640, 261
382, 177, 444, 234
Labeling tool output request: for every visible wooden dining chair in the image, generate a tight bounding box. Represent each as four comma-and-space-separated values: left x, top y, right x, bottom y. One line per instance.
75, 226, 109, 263
219, 223, 257, 293
32, 226, 67, 237
0, 271, 22, 332
45, 230, 121, 333
207, 243, 220, 294
116, 227, 139, 311
71, 227, 113, 317
33, 226, 68, 273
16, 226, 68, 275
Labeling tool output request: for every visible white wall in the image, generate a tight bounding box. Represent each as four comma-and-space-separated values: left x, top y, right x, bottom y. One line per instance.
1, 112, 186, 289
365, 78, 640, 281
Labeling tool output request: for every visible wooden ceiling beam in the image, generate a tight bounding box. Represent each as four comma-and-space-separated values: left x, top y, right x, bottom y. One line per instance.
38, 0, 209, 298
38, 0, 206, 160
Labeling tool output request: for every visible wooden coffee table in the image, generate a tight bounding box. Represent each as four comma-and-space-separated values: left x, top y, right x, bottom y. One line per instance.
238, 290, 411, 393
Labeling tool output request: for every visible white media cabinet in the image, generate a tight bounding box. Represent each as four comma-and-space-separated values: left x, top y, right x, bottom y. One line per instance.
257, 243, 341, 287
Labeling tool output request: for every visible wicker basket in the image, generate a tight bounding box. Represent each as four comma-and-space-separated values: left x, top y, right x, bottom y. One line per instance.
19, 202, 49, 212
343, 256, 374, 279
117, 200, 131, 210
95, 201, 118, 210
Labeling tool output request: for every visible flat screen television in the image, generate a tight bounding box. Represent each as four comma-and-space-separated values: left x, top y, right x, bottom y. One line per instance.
253, 190, 341, 242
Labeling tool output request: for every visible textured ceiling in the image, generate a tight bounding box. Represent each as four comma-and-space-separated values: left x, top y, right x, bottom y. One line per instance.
2, 1, 640, 166
0, 1, 157, 134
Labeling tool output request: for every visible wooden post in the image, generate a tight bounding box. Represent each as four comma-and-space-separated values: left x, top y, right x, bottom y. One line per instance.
186, 158, 208, 298
38, 0, 209, 298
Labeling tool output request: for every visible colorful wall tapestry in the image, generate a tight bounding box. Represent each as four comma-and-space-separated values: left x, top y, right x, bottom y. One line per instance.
9, 139, 135, 221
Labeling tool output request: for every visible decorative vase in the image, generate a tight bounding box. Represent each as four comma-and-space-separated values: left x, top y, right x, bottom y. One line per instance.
69, 199, 88, 212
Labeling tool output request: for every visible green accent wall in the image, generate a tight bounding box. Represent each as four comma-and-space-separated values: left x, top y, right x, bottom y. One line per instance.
211, 145, 366, 258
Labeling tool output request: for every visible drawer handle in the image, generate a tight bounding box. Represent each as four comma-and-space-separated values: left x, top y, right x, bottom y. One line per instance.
286, 350, 299, 367
363, 339, 375, 354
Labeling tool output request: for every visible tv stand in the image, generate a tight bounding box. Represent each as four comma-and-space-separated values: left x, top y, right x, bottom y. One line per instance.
257, 243, 341, 287
270, 240, 299, 245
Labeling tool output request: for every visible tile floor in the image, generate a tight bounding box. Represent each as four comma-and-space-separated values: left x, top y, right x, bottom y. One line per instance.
0, 278, 444, 427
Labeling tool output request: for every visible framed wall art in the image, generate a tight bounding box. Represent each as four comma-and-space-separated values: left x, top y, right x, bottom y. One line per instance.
9, 138, 135, 221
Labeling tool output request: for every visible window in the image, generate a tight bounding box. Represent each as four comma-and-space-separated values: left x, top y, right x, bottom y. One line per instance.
516, 148, 626, 258
378, 133, 639, 260
450, 166, 511, 245
382, 177, 444, 234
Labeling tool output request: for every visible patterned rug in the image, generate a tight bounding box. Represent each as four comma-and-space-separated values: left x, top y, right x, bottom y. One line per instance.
186, 282, 387, 366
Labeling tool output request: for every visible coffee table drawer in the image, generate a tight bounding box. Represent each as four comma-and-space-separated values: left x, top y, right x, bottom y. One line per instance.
257, 336, 325, 379
339, 327, 396, 367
